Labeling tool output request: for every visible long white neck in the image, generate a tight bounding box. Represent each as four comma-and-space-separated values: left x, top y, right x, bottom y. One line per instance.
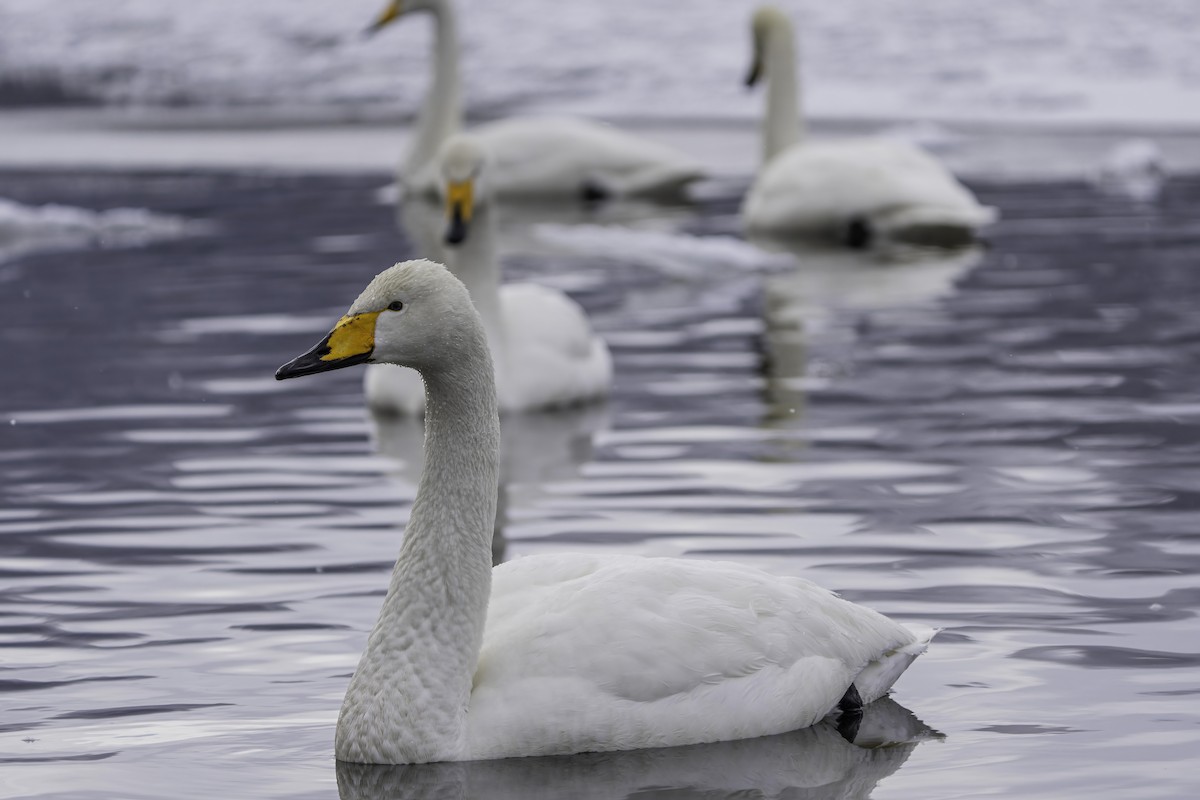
335, 332, 500, 764
761, 20, 803, 165
402, 2, 464, 186
444, 208, 505, 374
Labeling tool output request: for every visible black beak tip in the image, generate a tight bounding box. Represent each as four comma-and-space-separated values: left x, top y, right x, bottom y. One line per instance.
275, 357, 308, 381
444, 205, 468, 245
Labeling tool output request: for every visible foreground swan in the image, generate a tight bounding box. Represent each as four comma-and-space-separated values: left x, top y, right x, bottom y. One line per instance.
741, 6, 995, 246
366, 0, 704, 200
276, 259, 934, 764
365, 135, 612, 414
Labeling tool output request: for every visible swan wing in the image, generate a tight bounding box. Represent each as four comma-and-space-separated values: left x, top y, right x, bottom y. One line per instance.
467, 554, 926, 759
475, 117, 704, 198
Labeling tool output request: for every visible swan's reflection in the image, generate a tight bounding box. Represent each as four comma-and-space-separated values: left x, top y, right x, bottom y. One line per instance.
336, 696, 938, 800
371, 403, 610, 564
398, 191, 700, 265
755, 239, 982, 424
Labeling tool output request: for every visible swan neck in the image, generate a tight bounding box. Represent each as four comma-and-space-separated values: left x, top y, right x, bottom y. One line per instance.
402, 3, 464, 185
336, 335, 499, 764
762, 23, 803, 164
446, 208, 505, 371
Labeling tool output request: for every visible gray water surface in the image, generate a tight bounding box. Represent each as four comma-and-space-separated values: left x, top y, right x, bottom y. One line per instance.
1, 170, 1199, 799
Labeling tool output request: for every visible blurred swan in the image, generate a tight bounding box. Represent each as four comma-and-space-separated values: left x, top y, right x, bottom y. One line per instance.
364, 134, 612, 414
366, 0, 705, 201
336, 696, 939, 799
741, 6, 995, 247
1094, 138, 1166, 202
275, 259, 935, 764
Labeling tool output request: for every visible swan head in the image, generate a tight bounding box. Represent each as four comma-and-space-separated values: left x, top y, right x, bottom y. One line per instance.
746, 5, 792, 87
364, 0, 441, 35
438, 134, 490, 246
275, 259, 482, 379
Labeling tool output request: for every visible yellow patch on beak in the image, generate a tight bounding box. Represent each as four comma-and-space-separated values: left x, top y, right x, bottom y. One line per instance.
367, 1, 403, 33
445, 180, 474, 224
324, 311, 380, 362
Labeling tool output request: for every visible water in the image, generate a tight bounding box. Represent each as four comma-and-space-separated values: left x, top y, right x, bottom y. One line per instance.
2, 168, 1200, 799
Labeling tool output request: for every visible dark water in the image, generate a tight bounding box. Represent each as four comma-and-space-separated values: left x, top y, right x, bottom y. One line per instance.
1, 169, 1199, 799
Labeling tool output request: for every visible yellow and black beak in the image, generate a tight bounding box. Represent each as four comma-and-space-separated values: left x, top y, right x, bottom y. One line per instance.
444, 180, 474, 245
276, 311, 380, 380
364, 0, 403, 37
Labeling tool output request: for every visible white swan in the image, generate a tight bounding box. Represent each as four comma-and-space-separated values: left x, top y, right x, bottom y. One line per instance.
741, 6, 995, 247
275, 258, 935, 765
364, 134, 612, 414
366, 0, 705, 200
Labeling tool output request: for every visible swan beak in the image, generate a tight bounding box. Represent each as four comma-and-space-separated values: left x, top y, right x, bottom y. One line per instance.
444, 180, 473, 245
275, 311, 380, 380
364, 0, 403, 37
744, 57, 763, 88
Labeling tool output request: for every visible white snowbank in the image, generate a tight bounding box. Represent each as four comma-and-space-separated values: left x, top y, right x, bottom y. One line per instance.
0, 197, 208, 262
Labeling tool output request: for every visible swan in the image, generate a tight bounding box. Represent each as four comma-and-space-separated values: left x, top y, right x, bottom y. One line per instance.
364, 134, 612, 414
365, 0, 705, 200
741, 6, 995, 247
275, 258, 935, 764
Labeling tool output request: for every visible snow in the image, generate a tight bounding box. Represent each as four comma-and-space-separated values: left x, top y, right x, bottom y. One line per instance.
0, 197, 209, 262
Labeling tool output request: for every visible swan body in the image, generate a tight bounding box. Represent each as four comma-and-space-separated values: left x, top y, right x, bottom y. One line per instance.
368, 0, 704, 200
741, 6, 994, 245
365, 135, 612, 415
276, 259, 934, 765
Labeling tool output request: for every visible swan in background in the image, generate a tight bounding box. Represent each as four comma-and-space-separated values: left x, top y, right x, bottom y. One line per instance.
1094, 138, 1166, 202
741, 6, 995, 247
336, 696, 939, 799
276, 259, 935, 764
365, 134, 612, 414
366, 0, 705, 201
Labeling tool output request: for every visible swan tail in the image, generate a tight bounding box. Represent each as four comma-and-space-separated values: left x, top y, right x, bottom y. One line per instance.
853, 625, 938, 705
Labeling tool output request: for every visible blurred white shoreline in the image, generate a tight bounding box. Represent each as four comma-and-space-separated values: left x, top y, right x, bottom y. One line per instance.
4, 107, 1200, 184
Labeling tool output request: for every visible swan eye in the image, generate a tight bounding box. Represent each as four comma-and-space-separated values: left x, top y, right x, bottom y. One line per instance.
387, 301, 405, 312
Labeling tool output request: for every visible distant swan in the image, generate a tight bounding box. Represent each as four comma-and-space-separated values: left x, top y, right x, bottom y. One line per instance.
366, 0, 705, 200
364, 134, 612, 414
276, 258, 935, 764
741, 6, 995, 247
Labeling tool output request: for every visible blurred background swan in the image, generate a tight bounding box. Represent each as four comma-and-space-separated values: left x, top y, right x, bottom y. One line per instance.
741, 5, 995, 248
365, 0, 705, 201
336, 695, 939, 800
365, 134, 613, 414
